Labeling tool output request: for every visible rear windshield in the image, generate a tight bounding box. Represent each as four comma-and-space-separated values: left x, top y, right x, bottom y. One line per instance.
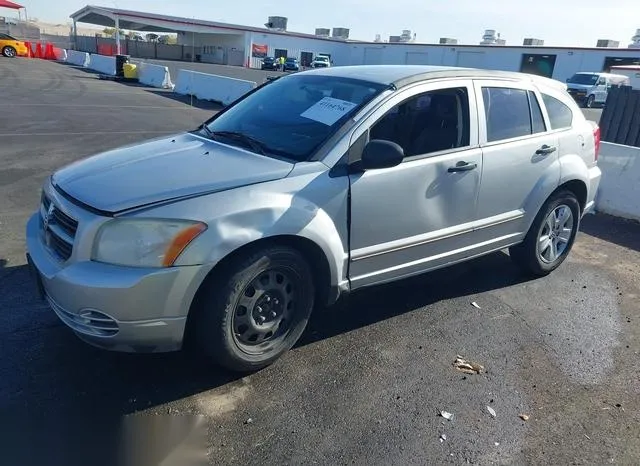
567, 74, 598, 85
0, 33, 17, 40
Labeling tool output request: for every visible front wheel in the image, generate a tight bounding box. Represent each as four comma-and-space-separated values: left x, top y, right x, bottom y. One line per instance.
2, 46, 17, 58
195, 246, 315, 372
509, 190, 580, 276
585, 95, 595, 108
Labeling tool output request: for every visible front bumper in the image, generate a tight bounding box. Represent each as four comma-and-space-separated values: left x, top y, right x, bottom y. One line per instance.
567, 89, 588, 104
26, 212, 210, 353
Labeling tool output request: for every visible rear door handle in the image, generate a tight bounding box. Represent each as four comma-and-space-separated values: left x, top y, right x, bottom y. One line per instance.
536, 145, 557, 155
448, 161, 478, 173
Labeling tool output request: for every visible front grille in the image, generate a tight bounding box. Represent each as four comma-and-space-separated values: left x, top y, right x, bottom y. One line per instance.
40, 192, 78, 262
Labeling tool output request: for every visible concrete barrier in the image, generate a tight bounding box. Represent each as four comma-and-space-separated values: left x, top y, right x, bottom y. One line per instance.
88, 54, 116, 76
66, 50, 90, 67
174, 69, 256, 106
54, 48, 67, 62
595, 142, 640, 221
137, 62, 174, 89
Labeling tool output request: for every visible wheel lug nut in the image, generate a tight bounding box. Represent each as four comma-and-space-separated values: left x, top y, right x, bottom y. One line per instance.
256, 306, 262, 313
257, 316, 266, 323
271, 311, 277, 318
266, 296, 271, 302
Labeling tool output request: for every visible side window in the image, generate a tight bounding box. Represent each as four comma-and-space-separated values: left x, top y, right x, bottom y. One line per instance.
529, 91, 546, 134
541, 94, 573, 130
482, 87, 533, 142
597, 77, 606, 86
369, 87, 470, 158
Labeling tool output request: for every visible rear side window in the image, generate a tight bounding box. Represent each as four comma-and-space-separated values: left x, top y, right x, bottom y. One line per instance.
529, 91, 546, 134
542, 94, 573, 130
482, 87, 533, 142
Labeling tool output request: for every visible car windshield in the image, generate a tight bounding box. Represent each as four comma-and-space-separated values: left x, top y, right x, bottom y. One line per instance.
316, 56, 329, 61
286, 58, 296, 62
264, 57, 274, 61
567, 74, 598, 85
204, 75, 387, 162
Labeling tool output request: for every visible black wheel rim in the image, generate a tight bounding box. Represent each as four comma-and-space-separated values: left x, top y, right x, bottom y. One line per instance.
231, 267, 298, 355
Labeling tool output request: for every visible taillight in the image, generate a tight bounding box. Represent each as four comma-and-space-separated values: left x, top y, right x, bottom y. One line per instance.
593, 125, 601, 161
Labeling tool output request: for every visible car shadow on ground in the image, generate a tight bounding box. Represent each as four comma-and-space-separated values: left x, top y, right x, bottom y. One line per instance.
144, 89, 224, 111
580, 213, 640, 252
298, 250, 533, 348
1, 250, 533, 419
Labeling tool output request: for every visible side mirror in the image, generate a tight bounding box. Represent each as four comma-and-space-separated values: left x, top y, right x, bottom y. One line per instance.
360, 139, 404, 170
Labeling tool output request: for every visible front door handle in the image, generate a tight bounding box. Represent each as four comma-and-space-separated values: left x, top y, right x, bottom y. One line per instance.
448, 161, 478, 173
536, 145, 557, 156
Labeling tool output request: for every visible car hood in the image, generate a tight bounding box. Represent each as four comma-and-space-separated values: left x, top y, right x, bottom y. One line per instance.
52, 133, 294, 213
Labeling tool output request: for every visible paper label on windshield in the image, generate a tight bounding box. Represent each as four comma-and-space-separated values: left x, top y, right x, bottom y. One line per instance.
301, 97, 358, 126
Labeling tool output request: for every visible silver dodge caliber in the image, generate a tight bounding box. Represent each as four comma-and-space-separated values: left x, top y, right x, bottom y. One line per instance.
26, 66, 602, 372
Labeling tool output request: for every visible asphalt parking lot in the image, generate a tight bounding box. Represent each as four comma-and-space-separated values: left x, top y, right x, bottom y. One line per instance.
1, 58, 638, 465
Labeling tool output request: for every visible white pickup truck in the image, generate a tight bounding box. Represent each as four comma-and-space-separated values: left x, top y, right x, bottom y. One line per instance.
311, 55, 331, 68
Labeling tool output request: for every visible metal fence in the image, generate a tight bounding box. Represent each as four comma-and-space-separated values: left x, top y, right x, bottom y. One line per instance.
600, 86, 640, 148
74, 35, 245, 66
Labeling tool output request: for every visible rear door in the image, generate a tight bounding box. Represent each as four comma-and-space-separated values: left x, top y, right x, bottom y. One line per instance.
472, 80, 560, 246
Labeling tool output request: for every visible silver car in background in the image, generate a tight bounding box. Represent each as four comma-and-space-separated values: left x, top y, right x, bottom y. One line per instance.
26, 66, 601, 372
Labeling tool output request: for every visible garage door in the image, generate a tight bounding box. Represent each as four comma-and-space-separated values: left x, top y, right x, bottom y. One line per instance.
405, 52, 429, 65
364, 47, 383, 65
457, 51, 485, 69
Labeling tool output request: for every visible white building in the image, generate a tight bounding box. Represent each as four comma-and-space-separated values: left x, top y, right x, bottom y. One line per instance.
70, 6, 640, 82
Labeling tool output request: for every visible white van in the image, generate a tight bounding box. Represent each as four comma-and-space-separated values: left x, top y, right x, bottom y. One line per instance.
565, 72, 630, 108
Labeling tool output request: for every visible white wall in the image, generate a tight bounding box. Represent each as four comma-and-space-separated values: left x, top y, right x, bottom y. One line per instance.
596, 142, 640, 221
344, 43, 640, 81
178, 32, 244, 49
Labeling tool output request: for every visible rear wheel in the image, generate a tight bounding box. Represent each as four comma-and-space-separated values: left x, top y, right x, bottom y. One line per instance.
586, 94, 595, 108
2, 46, 17, 58
195, 246, 315, 372
510, 190, 580, 276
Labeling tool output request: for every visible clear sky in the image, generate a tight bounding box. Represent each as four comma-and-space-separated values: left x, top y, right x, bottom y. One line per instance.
14, 0, 640, 47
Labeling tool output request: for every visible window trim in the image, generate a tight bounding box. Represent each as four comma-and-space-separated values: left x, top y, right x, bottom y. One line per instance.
345, 79, 479, 165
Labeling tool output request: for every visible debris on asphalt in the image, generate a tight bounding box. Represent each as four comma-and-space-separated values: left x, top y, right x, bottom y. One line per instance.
454, 355, 485, 374
440, 411, 454, 421
584, 434, 591, 440
440, 434, 447, 442
245, 418, 253, 425
519, 414, 530, 421
471, 301, 482, 309
487, 406, 497, 417
494, 442, 500, 446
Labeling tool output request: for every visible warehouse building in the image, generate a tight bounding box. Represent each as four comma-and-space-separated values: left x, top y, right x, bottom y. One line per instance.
70, 5, 640, 82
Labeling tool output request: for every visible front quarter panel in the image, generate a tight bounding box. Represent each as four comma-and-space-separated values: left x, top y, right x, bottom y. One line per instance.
130, 162, 350, 290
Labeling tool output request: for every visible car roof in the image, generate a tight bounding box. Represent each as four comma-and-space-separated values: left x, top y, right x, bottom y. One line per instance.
300, 65, 566, 90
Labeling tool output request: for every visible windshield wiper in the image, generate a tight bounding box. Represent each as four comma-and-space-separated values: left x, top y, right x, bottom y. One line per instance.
209, 131, 267, 156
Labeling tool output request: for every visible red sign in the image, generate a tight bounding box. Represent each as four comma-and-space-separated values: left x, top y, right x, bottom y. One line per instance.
252, 44, 268, 58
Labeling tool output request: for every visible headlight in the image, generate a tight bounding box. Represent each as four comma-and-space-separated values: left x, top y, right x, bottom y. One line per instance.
92, 219, 207, 268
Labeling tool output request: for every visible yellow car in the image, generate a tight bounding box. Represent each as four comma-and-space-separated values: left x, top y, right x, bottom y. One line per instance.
0, 33, 29, 58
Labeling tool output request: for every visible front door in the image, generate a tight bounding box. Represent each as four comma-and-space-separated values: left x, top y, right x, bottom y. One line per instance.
348, 81, 483, 288
594, 77, 608, 103
472, 80, 560, 245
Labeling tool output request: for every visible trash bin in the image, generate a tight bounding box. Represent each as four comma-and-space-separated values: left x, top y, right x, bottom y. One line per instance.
123, 63, 138, 79
115, 54, 130, 77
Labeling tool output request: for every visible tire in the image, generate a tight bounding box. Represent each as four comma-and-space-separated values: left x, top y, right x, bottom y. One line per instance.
2, 46, 17, 58
195, 246, 315, 372
509, 190, 580, 277
586, 95, 595, 108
